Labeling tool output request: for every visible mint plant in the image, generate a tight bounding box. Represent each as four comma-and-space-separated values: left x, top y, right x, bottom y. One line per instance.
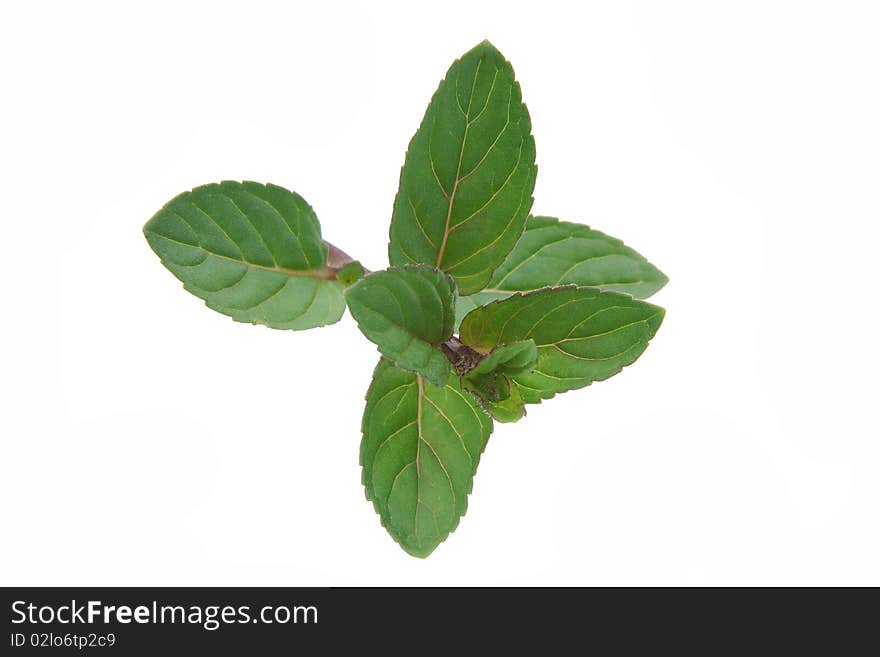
143, 41, 667, 557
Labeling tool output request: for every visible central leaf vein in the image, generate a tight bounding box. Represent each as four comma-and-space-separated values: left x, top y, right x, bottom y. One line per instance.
435, 56, 484, 268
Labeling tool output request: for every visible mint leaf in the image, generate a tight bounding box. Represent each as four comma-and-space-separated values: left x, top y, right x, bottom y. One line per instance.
460, 340, 536, 422
336, 260, 366, 286
454, 215, 669, 327
345, 266, 456, 387
466, 339, 538, 377
361, 359, 493, 557
491, 216, 669, 297
388, 40, 537, 295
463, 376, 526, 423
459, 287, 664, 403
143, 181, 345, 330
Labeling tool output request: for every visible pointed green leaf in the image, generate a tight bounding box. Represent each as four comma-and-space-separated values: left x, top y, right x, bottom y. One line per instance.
463, 377, 526, 423
345, 266, 456, 387
144, 181, 345, 330
454, 215, 669, 328
460, 340, 536, 423
459, 287, 664, 403
336, 260, 366, 286
388, 40, 537, 295
467, 339, 538, 378
361, 359, 493, 557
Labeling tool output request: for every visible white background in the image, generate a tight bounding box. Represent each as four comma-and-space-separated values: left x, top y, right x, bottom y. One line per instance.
2, 0, 878, 585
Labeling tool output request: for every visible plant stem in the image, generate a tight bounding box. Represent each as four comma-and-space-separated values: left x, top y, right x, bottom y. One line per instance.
440, 336, 483, 375
325, 242, 355, 268
324, 240, 372, 281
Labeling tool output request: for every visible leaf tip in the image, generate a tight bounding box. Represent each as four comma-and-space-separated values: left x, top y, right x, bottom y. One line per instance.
649, 304, 666, 333
463, 38, 505, 62
656, 269, 670, 291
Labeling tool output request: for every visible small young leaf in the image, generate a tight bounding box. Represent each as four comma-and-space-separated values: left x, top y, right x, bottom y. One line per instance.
361, 359, 493, 557
345, 266, 456, 387
454, 215, 669, 328
336, 260, 366, 286
459, 340, 536, 422
388, 40, 537, 295
466, 339, 538, 376
463, 377, 526, 423
459, 287, 664, 403
144, 181, 345, 330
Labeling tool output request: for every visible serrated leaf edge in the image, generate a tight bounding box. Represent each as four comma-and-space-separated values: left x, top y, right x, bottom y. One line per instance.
360, 361, 494, 558
345, 264, 458, 387
460, 285, 666, 405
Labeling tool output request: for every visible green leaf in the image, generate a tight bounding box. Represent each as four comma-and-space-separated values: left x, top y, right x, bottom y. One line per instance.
466, 339, 538, 377
454, 215, 669, 328
336, 260, 366, 286
459, 287, 664, 403
345, 266, 456, 387
143, 181, 345, 330
361, 359, 493, 557
464, 378, 526, 423
388, 40, 537, 295
460, 340, 536, 422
